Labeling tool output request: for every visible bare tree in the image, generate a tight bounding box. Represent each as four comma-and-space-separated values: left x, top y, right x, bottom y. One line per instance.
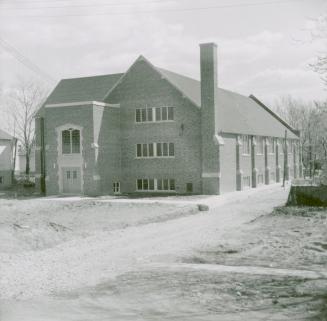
7, 79, 46, 177
308, 14, 327, 88
273, 96, 327, 177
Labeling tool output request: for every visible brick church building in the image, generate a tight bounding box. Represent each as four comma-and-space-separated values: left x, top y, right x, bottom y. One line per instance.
35, 43, 302, 195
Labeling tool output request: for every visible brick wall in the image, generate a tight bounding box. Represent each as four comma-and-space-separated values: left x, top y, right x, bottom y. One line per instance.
220, 133, 237, 193
107, 58, 202, 194
44, 105, 97, 195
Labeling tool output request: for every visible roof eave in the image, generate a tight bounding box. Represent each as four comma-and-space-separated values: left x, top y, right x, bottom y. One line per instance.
249, 94, 300, 138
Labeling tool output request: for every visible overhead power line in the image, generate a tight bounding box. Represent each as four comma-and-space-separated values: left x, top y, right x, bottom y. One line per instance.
0, 37, 56, 84
0, 0, 306, 18
0, 0, 174, 10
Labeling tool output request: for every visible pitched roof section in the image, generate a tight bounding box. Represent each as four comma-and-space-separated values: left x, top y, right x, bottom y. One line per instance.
156, 67, 299, 139
41, 57, 299, 139
0, 128, 13, 140
45, 73, 123, 105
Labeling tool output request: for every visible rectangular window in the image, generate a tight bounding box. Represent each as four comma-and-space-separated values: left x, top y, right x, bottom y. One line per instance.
66, 171, 70, 179
137, 179, 143, 190
62, 130, 71, 154
141, 108, 147, 122
155, 107, 161, 121
269, 138, 275, 154
257, 137, 264, 155
162, 143, 168, 156
72, 130, 80, 153
162, 107, 168, 121
147, 108, 153, 122
137, 143, 174, 158
157, 143, 162, 157
72, 171, 77, 179
143, 179, 148, 190
138, 178, 175, 191
113, 182, 120, 193
148, 143, 154, 157
169, 179, 175, 191
142, 144, 148, 157
0, 177, 3, 184
136, 107, 174, 123
163, 179, 169, 190
242, 135, 250, 155
186, 183, 193, 193
135, 109, 141, 122
62, 129, 80, 154
157, 179, 162, 190
137, 144, 142, 157
149, 179, 155, 190
169, 143, 174, 156
168, 107, 174, 120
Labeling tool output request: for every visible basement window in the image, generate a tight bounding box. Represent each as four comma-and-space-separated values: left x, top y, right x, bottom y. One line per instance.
113, 182, 120, 194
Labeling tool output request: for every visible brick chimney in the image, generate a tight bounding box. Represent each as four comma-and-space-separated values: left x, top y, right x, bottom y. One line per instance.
200, 42, 220, 194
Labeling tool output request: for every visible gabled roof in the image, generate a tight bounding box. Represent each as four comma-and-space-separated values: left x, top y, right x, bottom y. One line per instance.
45, 73, 123, 105
0, 128, 13, 140
156, 67, 299, 139
41, 56, 299, 139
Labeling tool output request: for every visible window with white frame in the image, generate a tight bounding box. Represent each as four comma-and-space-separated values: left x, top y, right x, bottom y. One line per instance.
257, 136, 264, 155
62, 129, 80, 154
242, 135, 250, 155
136, 142, 174, 158
136, 178, 175, 191
135, 107, 174, 123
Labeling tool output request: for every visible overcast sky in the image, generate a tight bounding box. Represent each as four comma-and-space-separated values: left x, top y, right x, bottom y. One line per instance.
0, 0, 326, 131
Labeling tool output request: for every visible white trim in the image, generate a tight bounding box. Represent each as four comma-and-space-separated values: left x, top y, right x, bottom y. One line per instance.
56, 123, 84, 194
45, 101, 120, 108
202, 172, 221, 178
213, 134, 224, 146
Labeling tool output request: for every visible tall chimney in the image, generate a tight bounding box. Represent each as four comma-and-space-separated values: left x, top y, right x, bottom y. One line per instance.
200, 42, 218, 135
200, 42, 220, 194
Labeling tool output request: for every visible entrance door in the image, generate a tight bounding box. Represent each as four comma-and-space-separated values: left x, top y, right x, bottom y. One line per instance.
62, 167, 81, 194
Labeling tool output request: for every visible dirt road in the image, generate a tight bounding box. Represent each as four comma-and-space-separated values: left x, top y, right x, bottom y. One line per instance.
1, 185, 326, 320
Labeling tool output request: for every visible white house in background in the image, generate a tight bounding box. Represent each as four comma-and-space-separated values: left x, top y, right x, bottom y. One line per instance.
15, 145, 36, 176
0, 129, 16, 188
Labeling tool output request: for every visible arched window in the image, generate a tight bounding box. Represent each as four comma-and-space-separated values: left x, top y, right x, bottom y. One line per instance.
62, 128, 80, 154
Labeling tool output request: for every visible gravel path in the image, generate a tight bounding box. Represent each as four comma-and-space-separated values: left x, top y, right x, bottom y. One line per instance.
0, 185, 290, 300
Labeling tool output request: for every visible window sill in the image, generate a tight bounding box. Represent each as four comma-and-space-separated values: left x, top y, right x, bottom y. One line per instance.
135, 156, 175, 159
136, 190, 176, 192
135, 120, 175, 124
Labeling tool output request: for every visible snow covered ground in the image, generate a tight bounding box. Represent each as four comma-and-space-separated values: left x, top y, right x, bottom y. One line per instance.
0, 184, 326, 320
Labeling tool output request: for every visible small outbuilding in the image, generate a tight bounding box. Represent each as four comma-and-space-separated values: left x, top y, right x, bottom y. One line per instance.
0, 129, 16, 189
